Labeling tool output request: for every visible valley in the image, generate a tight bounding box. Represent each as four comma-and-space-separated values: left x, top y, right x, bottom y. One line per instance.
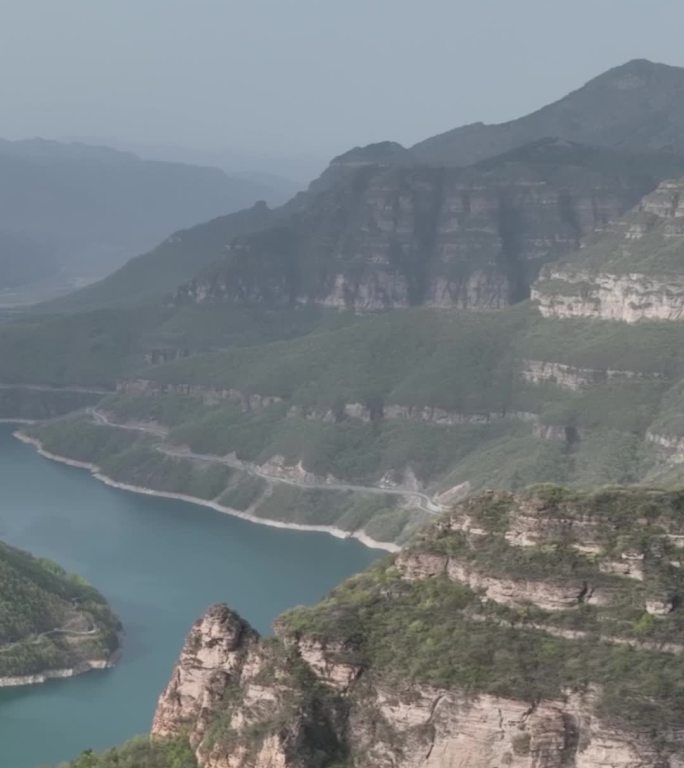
0, 425, 377, 767
4, 54, 684, 767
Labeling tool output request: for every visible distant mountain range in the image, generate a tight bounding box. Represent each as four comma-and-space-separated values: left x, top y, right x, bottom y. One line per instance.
0, 139, 286, 305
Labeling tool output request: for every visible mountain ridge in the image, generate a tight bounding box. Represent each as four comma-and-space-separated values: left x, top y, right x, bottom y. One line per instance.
412, 59, 684, 165
0, 138, 282, 305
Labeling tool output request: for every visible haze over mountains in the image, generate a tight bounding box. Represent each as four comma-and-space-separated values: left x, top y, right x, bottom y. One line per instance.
412, 58, 684, 164
0, 139, 288, 306
10, 57, 684, 767
45, 59, 684, 316
8, 57, 684, 542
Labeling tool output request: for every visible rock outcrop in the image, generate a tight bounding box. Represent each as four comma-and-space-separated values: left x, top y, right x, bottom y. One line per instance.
533, 268, 684, 322
521, 359, 662, 391
174, 140, 667, 312
533, 178, 684, 323
159, 604, 664, 768
152, 489, 684, 767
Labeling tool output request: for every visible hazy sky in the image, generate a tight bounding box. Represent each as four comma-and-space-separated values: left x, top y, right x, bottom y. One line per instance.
1, 0, 683, 169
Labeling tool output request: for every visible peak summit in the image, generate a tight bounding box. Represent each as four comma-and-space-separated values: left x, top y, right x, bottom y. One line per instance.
413, 59, 684, 166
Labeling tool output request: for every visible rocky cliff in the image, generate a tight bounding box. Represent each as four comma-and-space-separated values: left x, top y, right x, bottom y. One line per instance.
533, 178, 684, 322
175, 140, 677, 312
151, 488, 684, 767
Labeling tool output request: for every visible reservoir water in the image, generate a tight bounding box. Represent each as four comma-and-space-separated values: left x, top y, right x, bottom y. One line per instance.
0, 425, 379, 767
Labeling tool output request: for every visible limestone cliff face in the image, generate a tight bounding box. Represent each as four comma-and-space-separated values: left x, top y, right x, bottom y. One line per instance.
174, 141, 657, 312
153, 606, 346, 768
533, 268, 684, 322
152, 489, 684, 767
153, 609, 672, 768
521, 359, 662, 391
152, 606, 260, 745
533, 178, 684, 323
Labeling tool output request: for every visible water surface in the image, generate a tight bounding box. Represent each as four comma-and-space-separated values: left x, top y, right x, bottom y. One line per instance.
0, 425, 379, 767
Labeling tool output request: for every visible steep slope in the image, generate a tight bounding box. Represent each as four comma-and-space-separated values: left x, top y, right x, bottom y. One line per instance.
142, 488, 684, 767
413, 59, 684, 165
46, 202, 277, 312
0, 540, 120, 686
20, 296, 684, 546
533, 177, 684, 322
0, 139, 274, 304
42, 135, 684, 317
175, 139, 682, 311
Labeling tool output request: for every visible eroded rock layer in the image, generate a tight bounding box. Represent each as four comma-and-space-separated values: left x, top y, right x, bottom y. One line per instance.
152, 488, 684, 767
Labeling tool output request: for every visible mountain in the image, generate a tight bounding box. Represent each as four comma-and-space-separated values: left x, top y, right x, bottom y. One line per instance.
413, 59, 684, 165
74, 487, 684, 767
39, 60, 684, 316
0, 139, 278, 305
46, 201, 277, 312
533, 176, 684, 322
61, 137, 683, 315
9, 177, 684, 548
0, 539, 120, 685
177, 139, 684, 310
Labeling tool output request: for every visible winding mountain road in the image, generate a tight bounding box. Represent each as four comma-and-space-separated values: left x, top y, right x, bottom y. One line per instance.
88, 408, 444, 515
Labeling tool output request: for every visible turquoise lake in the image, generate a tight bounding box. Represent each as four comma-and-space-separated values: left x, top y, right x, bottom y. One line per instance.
0, 425, 379, 767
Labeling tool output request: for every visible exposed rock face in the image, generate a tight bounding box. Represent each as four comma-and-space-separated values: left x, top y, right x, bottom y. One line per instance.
152, 605, 260, 744
533, 268, 684, 322
153, 605, 346, 768
116, 379, 283, 411
532, 177, 684, 323
174, 141, 660, 312
396, 551, 609, 610
154, 605, 672, 768
152, 490, 684, 767
521, 359, 661, 391
348, 686, 659, 768
117, 378, 539, 427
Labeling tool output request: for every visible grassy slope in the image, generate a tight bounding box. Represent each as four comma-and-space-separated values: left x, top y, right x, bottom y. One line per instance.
280, 488, 684, 735
39, 199, 276, 313
0, 541, 120, 677
56, 488, 684, 766
17, 302, 683, 537
26, 414, 428, 544
0, 303, 357, 389
143, 305, 528, 412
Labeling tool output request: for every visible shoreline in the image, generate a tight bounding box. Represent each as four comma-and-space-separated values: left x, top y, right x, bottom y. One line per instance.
0, 659, 113, 689
13, 431, 400, 554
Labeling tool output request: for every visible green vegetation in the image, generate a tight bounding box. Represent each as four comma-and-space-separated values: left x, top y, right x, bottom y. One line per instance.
57, 737, 196, 768
144, 306, 527, 413
521, 315, 684, 374
0, 540, 119, 678
26, 413, 429, 543
0, 387, 102, 421
0, 307, 162, 387
27, 416, 143, 466
568, 210, 684, 275
281, 488, 684, 734
104, 446, 232, 501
